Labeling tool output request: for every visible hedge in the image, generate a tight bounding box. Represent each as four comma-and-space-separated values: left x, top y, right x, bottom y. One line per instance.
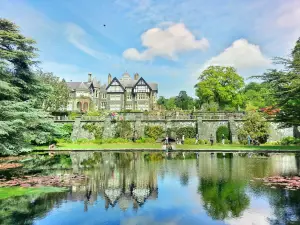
167, 127, 196, 138
216, 126, 230, 143
144, 125, 164, 140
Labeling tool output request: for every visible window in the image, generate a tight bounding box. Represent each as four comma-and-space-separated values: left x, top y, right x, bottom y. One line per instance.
95, 91, 98, 98
110, 104, 120, 111
125, 104, 132, 109
102, 93, 106, 99
138, 93, 148, 100
110, 94, 121, 101
137, 104, 149, 111
101, 102, 107, 109
127, 93, 132, 100
134, 85, 150, 93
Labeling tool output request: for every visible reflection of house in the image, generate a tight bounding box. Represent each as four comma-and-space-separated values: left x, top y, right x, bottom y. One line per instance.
68, 152, 158, 212
66, 72, 158, 112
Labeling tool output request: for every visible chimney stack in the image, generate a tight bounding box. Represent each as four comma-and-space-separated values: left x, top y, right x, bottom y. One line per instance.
108, 73, 112, 84
88, 73, 92, 82
134, 73, 140, 80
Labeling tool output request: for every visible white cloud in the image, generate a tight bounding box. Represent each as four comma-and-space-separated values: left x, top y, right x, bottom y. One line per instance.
65, 23, 108, 60
199, 39, 270, 72
123, 23, 209, 61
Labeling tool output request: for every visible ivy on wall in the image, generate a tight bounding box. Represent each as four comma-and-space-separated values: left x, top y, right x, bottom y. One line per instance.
115, 121, 133, 139
144, 125, 164, 140
167, 127, 196, 138
82, 123, 104, 139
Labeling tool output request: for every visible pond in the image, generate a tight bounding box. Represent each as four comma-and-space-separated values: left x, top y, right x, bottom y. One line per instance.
1, 152, 300, 225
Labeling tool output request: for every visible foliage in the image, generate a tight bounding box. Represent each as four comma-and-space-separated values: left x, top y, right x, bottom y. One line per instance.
195, 66, 244, 109
216, 126, 230, 143
238, 112, 270, 144
242, 82, 276, 109
136, 137, 156, 143
69, 111, 81, 120
175, 91, 194, 110
157, 91, 196, 110
82, 123, 103, 139
280, 136, 300, 146
59, 123, 73, 138
198, 178, 250, 220
0, 187, 68, 200
115, 121, 132, 139
144, 125, 164, 140
256, 38, 300, 127
167, 127, 196, 138
86, 111, 101, 116
36, 71, 70, 111
94, 138, 131, 144
0, 19, 60, 155
200, 101, 219, 112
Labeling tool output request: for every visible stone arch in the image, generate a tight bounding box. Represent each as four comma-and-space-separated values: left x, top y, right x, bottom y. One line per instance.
77, 102, 82, 110
83, 102, 89, 111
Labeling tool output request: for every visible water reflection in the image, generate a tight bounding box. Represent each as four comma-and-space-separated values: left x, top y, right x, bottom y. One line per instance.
0, 152, 300, 225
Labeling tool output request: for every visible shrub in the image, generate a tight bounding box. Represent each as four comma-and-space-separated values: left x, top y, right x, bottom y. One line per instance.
281, 136, 300, 145
184, 138, 196, 144
203, 139, 209, 144
167, 127, 196, 138
198, 139, 205, 144
136, 137, 156, 143
224, 139, 231, 144
238, 112, 269, 144
144, 126, 164, 140
101, 138, 131, 144
75, 138, 90, 144
69, 112, 80, 120
86, 111, 101, 116
59, 123, 73, 139
82, 123, 104, 139
115, 121, 133, 139
216, 126, 230, 143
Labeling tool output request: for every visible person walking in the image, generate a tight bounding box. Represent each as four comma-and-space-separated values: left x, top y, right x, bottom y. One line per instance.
195, 133, 199, 144
165, 135, 169, 145
210, 134, 214, 146
247, 134, 252, 145
221, 134, 225, 145
182, 135, 185, 145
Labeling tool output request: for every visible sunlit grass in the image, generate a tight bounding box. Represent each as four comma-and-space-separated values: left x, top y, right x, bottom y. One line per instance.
0, 187, 68, 200
33, 143, 300, 151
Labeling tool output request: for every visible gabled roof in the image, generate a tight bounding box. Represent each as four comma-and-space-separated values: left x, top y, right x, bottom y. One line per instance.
133, 77, 152, 91
149, 82, 158, 91
106, 77, 125, 91
67, 82, 90, 90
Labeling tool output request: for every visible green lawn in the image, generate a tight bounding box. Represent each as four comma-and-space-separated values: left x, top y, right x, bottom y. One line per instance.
33, 142, 300, 151
0, 187, 68, 200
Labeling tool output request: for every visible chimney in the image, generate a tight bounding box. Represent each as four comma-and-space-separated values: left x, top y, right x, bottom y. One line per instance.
108, 73, 112, 84
88, 73, 92, 82
134, 73, 140, 80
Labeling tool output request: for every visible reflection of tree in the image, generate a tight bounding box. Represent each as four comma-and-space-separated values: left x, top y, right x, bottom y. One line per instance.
0, 192, 67, 225
198, 178, 250, 220
268, 189, 300, 225
180, 172, 189, 186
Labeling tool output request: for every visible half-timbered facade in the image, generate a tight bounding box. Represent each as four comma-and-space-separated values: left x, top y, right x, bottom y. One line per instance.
105, 72, 158, 111
66, 72, 158, 111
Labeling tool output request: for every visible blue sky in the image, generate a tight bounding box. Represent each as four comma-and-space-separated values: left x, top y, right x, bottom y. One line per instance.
1, 0, 299, 97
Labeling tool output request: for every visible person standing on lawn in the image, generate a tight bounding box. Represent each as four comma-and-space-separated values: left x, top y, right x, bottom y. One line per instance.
182, 135, 185, 145
222, 134, 225, 144
247, 135, 252, 145
195, 133, 199, 144
210, 134, 214, 146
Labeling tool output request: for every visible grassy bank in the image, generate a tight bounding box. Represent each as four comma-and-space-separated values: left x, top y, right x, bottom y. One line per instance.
33, 143, 300, 151
0, 187, 68, 200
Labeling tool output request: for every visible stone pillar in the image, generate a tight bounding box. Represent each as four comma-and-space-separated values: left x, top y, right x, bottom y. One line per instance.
197, 116, 204, 137
229, 117, 238, 143
103, 116, 113, 139
134, 116, 144, 138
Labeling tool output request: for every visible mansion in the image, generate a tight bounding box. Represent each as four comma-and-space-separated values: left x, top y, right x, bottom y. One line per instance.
66, 73, 158, 112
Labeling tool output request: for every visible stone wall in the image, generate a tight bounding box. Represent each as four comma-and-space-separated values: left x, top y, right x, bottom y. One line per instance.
64, 113, 296, 142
